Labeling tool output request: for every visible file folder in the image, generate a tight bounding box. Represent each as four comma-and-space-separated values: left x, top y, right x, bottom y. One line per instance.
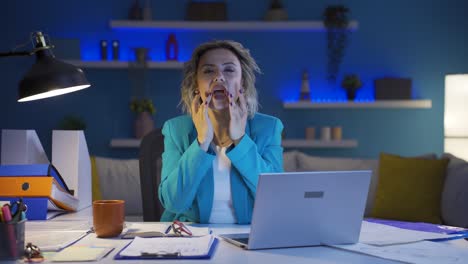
0, 164, 70, 192
0, 164, 78, 219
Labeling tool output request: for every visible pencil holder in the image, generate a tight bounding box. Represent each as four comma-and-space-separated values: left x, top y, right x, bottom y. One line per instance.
0, 220, 25, 260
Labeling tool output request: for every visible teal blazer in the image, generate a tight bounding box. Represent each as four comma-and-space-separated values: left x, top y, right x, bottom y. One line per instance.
159, 113, 284, 224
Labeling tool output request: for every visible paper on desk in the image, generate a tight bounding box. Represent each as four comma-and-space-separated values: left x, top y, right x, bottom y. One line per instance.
26, 220, 91, 232
360, 221, 453, 246
331, 241, 468, 264
119, 235, 215, 257
26, 221, 92, 251
51, 246, 114, 262
26, 230, 90, 251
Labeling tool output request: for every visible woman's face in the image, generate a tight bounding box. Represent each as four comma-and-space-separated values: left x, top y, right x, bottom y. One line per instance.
196, 48, 242, 110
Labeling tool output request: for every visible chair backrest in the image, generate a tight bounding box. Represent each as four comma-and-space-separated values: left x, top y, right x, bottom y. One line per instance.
138, 128, 165, 221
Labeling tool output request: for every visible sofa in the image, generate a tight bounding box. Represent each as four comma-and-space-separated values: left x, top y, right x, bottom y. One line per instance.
283, 151, 468, 227
92, 150, 468, 227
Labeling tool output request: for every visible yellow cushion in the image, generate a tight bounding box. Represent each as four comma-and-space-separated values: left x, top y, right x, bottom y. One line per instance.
371, 153, 449, 224
90, 156, 102, 201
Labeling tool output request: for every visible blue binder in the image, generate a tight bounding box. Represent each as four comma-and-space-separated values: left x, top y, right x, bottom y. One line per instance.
0, 164, 70, 192
113, 238, 219, 260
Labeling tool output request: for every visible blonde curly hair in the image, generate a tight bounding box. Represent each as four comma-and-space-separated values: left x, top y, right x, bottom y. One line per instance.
179, 40, 261, 118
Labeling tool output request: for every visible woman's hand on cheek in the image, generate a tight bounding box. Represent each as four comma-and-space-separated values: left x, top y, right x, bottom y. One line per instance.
228, 89, 247, 145
191, 93, 214, 151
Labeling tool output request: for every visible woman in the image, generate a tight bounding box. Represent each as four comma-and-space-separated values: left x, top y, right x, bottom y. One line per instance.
159, 40, 283, 224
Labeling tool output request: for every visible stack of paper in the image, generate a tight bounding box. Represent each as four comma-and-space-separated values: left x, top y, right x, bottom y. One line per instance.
118, 235, 216, 258
328, 221, 468, 264
332, 241, 468, 264
359, 221, 454, 246
26, 220, 92, 251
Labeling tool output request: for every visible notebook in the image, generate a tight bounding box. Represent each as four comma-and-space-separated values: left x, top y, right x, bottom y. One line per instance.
51, 246, 114, 262
220, 170, 371, 250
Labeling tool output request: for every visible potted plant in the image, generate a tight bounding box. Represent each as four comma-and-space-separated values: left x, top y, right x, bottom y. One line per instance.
323, 5, 350, 83
129, 98, 156, 139
57, 115, 86, 130
264, 0, 288, 21
341, 74, 362, 101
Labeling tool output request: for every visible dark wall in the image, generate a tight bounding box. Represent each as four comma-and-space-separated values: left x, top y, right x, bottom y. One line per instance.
1, 0, 468, 159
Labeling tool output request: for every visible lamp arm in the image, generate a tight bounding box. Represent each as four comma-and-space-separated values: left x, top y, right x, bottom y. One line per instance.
0, 50, 34, 57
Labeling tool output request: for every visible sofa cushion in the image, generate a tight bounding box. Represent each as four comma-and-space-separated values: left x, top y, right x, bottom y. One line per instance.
283, 151, 299, 172
441, 153, 468, 227
295, 152, 378, 216
94, 156, 142, 215
371, 153, 449, 224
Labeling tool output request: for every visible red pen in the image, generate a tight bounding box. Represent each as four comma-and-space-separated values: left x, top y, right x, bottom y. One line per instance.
2, 204, 17, 258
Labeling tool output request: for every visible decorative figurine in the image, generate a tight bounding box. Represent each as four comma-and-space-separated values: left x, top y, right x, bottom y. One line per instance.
299, 70, 311, 100
112, 40, 120, 60
264, 0, 288, 21
129, 0, 143, 20
100, 40, 108, 60
142, 0, 152, 21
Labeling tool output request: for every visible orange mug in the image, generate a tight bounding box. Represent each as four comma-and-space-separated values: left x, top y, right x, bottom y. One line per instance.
92, 200, 125, 238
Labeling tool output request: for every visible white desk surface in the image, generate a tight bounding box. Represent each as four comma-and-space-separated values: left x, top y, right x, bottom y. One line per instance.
38, 207, 466, 264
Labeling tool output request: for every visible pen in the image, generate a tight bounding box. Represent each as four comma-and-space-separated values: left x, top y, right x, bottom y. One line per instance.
2, 205, 17, 257
1, 205, 11, 222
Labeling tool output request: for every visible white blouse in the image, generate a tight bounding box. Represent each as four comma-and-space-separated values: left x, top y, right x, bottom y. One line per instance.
208, 144, 237, 224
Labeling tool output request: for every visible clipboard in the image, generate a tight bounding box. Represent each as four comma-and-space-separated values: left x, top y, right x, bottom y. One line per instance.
113, 237, 219, 260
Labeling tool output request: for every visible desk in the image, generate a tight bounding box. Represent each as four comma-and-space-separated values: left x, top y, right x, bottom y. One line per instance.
37, 208, 467, 264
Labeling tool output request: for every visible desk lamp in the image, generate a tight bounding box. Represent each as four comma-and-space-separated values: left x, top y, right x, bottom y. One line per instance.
0, 31, 90, 102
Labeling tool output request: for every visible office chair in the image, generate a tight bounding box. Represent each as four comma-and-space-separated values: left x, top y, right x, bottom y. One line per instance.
138, 128, 165, 221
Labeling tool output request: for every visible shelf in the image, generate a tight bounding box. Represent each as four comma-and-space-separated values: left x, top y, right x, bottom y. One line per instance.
65, 60, 184, 69
282, 139, 358, 148
110, 20, 359, 32
283, 100, 432, 109
110, 138, 357, 149
110, 138, 141, 148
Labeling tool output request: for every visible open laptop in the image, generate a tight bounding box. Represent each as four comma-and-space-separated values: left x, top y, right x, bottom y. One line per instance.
220, 170, 371, 250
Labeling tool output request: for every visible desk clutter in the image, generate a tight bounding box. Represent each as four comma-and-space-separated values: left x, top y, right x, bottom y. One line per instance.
0, 164, 78, 220
2, 212, 468, 263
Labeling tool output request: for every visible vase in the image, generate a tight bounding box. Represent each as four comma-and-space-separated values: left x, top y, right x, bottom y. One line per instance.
134, 112, 154, 139
345, 88, 358, 101
165, 34, 179, 61
133, 48, 149, 64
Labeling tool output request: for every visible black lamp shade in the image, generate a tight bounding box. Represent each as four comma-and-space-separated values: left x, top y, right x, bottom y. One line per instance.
18, 49, 90, 102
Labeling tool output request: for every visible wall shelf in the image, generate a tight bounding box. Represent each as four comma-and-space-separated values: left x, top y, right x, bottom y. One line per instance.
283, 100, 432, 109
109, 20, 359, 31
110, 138, 358, 148
65, 60, 184, 69
282, 139, 358, 148
110, 138, 141, 148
